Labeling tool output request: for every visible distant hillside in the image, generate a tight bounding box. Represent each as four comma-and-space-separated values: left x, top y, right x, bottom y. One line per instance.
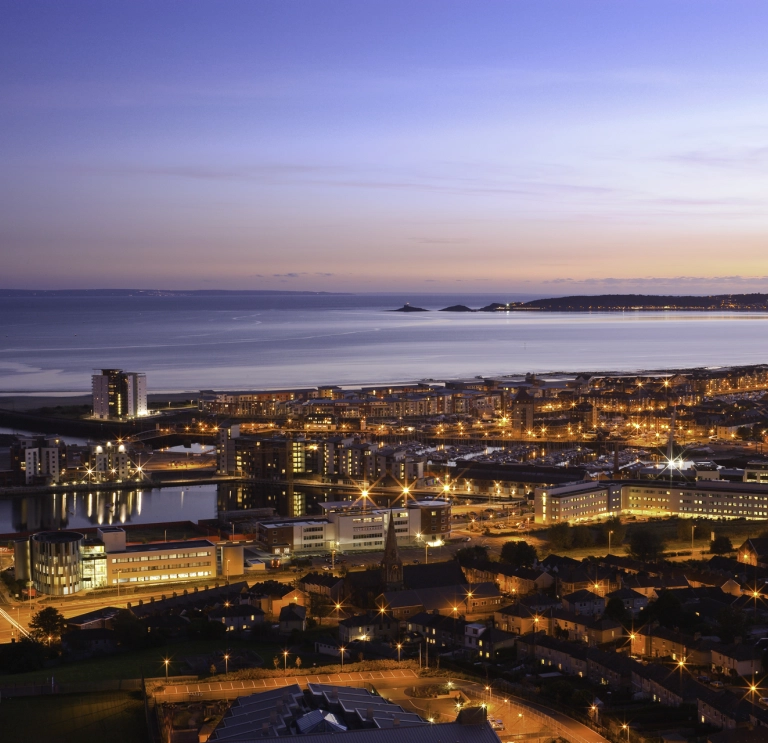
518, 294, 768, 311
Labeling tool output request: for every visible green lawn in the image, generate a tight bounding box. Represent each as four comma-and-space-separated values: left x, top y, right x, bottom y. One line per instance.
0, 691, 147, 743
524, 516, 761, 561
0, 639, 280, 686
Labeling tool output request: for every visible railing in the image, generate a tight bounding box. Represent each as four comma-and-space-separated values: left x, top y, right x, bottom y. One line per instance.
463, 686, 606, 743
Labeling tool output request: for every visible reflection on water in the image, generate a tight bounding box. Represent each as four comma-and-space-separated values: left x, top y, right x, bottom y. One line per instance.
11, 490, 145, 532
0, 485, 217, 534
216, 482, 351, 518
0, 482, 365, 534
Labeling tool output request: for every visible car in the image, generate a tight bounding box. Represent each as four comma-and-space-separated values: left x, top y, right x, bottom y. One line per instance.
710, 680, 724, 688
759, 697, 768, 707
697, 675, 710, 683
412, 559, 420, 564
464, 537, 472, 542
490, 720, 505, 731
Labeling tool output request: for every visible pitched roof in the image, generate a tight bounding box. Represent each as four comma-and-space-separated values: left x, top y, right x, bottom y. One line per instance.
403, 561, 466, 590
562, 589, 603, 603
279, 604, 307, 622
606, 587, 646, 600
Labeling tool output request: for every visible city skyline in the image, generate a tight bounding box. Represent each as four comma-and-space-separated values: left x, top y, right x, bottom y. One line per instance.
2, 2, 768, 292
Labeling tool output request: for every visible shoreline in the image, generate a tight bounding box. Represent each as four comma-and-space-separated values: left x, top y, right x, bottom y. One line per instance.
0, 362, 764, 402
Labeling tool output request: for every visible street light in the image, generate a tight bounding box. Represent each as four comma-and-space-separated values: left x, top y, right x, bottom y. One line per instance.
609, 530, 614, 554
283, 650, 289, 674
163, 658, 170, 680
396, 643, 402, 662
621, 723, 630, 741
224, 653, 229, 675
340, 645, 345, 670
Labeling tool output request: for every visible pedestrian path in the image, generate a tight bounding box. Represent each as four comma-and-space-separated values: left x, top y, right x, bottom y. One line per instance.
153, 668, 419, 702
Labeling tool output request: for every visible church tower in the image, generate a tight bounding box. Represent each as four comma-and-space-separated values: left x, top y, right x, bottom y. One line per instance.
381, 509, 404, 591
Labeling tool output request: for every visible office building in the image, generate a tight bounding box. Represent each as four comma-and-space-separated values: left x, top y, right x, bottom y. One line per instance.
257, 499, 451, 556
534, 479, 768, 524
15, 527, 225, 595
92, 369, 147, 419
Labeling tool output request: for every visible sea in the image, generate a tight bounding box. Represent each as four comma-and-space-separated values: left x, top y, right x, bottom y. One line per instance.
2, 292, 768, 394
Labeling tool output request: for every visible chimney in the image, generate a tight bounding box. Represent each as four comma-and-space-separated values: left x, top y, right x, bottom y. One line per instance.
366, 707, 374, 720
393, 717, 400, 727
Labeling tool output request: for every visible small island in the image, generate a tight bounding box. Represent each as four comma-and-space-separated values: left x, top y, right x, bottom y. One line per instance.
439, 304, 475, 312
390, 303, 428, 312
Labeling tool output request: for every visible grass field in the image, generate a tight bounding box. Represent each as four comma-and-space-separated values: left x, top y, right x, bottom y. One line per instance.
0, 691, 147, 743
0, 638, 279, 686
509, 516, 763, 561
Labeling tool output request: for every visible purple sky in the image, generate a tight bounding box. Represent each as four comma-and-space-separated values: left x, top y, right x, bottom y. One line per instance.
2, 1, 768, 293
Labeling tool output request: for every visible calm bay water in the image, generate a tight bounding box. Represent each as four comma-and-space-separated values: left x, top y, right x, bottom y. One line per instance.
0, 482, 342, 534
1, 293, 767, 393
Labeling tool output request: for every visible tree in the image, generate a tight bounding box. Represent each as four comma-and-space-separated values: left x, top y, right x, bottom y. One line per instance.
571, 525, 594, 549
273, 656, 279, 670
628, 528, 666, 562
295, 656, 302, 669
112, 609, 145, 647
716, 606, 749, 644
639, 590, 682, 629
596, 516, 626, 549
677, 518, 695, 542
603, 596, 631, 627
500, 540, 538, 568
455, 545, 489, 566
29, 606, 66, 644
710, 536, 734, 554
548, 523, 573, 550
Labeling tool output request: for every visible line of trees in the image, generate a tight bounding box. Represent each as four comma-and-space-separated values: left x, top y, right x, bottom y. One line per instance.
547, 516, 626, 551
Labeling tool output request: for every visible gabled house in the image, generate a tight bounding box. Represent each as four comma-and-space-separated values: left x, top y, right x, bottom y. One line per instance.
338, 611, 398, 644
494, 604, 549, 635
605, 587, 648, 616
298, 572, 345, 603
209, 604, 265, 632
561, 589, 605, 616
406, 611, 466, 650
279, 604, 307, 635
710, 642, 764, 677
631, 625, 712, 666
736, 537, 768, 568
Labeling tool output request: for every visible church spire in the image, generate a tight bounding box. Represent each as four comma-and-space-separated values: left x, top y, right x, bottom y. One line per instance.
381, 508, 403, 590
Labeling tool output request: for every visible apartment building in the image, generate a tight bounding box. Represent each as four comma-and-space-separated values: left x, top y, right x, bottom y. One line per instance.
92, 369, 147, 419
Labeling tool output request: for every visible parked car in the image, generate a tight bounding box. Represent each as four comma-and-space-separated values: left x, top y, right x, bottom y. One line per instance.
710, 680, 724, 689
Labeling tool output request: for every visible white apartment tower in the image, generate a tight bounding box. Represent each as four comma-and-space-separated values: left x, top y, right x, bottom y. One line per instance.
92, 369, 147, 419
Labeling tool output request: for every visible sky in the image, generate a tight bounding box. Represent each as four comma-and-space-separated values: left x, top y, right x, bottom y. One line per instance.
2, 1, 768, 294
